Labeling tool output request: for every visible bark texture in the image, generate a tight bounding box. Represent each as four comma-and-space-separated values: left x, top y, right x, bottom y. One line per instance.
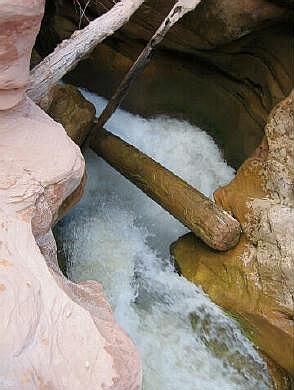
27, 0, 144, 106
91, 126, 241, 251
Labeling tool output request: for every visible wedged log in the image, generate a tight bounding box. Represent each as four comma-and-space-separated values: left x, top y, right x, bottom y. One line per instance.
90, 126, 241, 251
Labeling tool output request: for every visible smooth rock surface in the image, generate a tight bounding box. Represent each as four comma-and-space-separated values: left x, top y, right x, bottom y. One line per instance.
0, 0, 45, 110
0, 2, 141, 387
0, 97, 141, 389
40, 0, 288, 51
36, 0, 293, 167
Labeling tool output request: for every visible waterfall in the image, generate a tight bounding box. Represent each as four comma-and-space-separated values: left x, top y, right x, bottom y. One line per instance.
56, 89, 272, 389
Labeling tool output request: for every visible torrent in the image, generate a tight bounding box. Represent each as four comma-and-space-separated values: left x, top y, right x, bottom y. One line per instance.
55, 90, 272, 390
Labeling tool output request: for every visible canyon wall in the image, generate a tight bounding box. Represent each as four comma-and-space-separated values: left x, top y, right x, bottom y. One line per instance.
36, 0, 293, 167
172, 91, 294, 385
0, 2, 141, 388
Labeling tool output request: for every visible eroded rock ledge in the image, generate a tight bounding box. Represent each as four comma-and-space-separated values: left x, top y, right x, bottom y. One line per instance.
0, 2, 141, 388
171, 91, 294, 386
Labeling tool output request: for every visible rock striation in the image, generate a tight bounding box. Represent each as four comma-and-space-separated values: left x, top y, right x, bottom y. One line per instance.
0, 1, 141, 388
0, 0, 44, 110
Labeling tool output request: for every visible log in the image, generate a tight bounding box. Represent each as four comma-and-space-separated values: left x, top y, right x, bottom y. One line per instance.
90, 126, 241, 251
85, 0, 202, 144
27, 0, 144, 106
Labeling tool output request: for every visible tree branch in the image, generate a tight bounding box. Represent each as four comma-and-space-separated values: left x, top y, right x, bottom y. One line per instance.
27, 0, 144, 105
89, 0, 202, 137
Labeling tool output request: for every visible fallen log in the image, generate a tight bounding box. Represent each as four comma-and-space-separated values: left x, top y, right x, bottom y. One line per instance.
90, 126, 241, 251
28, 0, 144, 107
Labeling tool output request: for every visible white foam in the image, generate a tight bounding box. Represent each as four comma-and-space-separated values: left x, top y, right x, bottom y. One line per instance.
57, 90, 271, 389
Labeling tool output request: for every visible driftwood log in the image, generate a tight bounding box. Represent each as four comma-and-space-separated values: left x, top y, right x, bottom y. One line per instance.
28, 0, 144, 106
27, 0, 241, 251
90, 126, 241, 251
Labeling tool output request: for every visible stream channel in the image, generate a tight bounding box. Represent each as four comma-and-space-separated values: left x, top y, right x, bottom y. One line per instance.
55, 89, 272, 390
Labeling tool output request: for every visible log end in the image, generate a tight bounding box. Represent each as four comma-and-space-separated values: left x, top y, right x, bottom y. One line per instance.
201, 212, 241, 251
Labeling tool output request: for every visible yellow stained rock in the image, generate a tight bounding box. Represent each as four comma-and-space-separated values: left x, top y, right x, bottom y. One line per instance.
172, 92, 294, 385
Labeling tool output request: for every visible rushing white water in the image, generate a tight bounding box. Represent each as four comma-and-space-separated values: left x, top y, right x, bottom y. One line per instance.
56, 90, 272, 389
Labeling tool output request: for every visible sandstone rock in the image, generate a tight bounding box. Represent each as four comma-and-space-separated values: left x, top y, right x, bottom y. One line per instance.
0, 97, 141, 389
0, 0, 45, 110
0, 3, 141, 388
36, 0, 293, 167
271, 0, 294, 7
46, 84, 96, 146
171, 91, 294, 381
51, 0, 289, 51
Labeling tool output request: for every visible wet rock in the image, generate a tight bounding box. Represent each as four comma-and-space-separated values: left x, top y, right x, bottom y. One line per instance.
171, 91, 294, 382
46, 84, 96, 146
